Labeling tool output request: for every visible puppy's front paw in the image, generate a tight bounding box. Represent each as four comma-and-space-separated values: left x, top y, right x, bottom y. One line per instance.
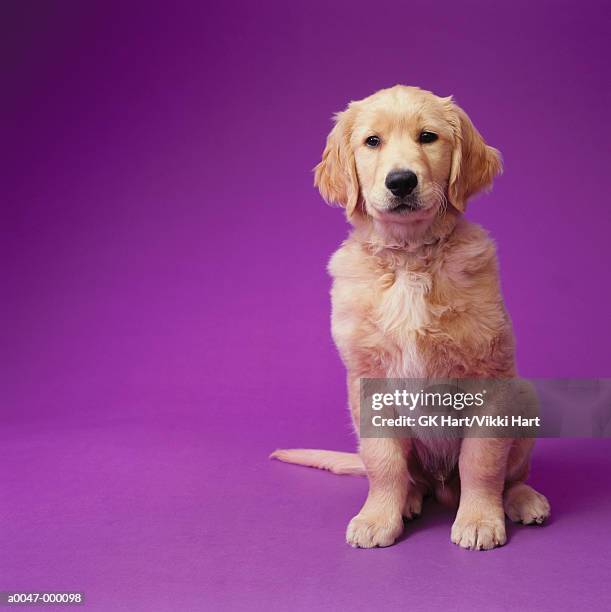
504, 484, 550, 525
451, 514, 506, 551
346, 512, 403, 548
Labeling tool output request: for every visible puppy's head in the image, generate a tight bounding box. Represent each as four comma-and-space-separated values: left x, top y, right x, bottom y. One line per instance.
314, 86, 502, 226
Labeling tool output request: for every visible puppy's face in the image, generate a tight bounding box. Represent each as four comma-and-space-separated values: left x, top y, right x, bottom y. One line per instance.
315, 86, 502, 227
351, 89, 453, 223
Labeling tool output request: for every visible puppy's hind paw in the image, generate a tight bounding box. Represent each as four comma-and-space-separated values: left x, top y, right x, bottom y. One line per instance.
402, 488, 423, 520
504, 484, 550, 525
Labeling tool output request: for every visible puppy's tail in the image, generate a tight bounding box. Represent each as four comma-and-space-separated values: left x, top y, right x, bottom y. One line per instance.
269, 449, 365, 476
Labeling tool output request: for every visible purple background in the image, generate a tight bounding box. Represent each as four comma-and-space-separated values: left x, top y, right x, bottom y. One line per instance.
2, 1, 611, 610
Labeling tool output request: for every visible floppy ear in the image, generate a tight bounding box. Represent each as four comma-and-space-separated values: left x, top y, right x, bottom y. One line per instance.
313, 110, 360, 216
446, 99, 502, 212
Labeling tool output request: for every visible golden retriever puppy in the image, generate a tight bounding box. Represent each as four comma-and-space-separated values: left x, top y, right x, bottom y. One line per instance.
272, 85, 550, 550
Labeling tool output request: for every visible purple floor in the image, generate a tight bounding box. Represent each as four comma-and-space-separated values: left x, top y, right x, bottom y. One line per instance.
2, 406, 611, 611
3, 1, 611, 610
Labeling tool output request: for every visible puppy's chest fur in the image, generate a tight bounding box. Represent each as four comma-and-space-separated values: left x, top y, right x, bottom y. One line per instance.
328, 220, 514, 379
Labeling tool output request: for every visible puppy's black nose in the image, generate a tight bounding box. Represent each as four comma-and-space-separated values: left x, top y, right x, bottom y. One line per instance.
385, 170, 418, 197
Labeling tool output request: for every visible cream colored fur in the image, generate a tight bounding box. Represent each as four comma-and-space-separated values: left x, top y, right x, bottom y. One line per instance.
271, 86, 549, 550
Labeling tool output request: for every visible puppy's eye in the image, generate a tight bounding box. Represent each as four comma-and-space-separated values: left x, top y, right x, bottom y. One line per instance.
419, 131, 438, 144
365, 135, 381, 148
